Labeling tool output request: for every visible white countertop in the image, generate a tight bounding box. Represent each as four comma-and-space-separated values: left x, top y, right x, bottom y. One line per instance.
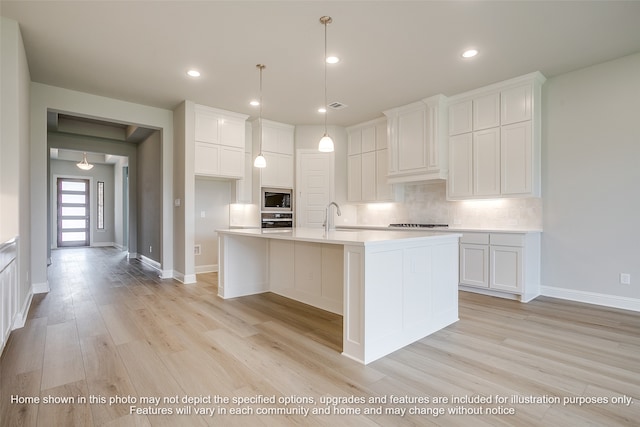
217, 227, 461, 246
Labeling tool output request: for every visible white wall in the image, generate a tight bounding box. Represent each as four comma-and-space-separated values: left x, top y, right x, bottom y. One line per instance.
541, 52, 640, 309
30, 83, 174, 290
1, 17, 32, 313
194, 178, 231, 273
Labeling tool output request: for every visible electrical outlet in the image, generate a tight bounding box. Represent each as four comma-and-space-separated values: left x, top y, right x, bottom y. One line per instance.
149, 245, 152, 253
620, 273, 631, 285
194, 245, 201, 255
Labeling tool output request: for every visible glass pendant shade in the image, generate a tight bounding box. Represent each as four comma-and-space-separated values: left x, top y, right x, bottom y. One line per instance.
253, 153, 266, 168
318, 134, 334, 152
77, 152, 94, 170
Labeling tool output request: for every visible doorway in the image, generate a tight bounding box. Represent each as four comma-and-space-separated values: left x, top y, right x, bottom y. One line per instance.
57, 178, 90, 247
295, 150, 334, 227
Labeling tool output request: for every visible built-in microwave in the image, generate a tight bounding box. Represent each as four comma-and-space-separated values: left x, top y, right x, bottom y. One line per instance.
261, 187, 293, 212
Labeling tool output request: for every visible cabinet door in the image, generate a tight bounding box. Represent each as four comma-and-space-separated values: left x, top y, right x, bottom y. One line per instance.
262, 152, 293, 188
361, 151, 376, 201
347, 154, 362, 202
490, 245, 523, 292
195, 108, 220, 143
194, 142, 220, 176
375, 120, 388, 150
376, 149, 392, 201
348, 129, 362, 155
219, 146, 244, 179
501, 121, 532, 196
473, 128, 500, 197
361, 126, 376, 153
460, 244, 489, 288
449, 100, 472, 135
501, 84, 532, 125
448, 133, 473, 198
473, 92, 500, 131
397, 106, 427, 172
262, 124, 294, 154
220, 119, 245, 149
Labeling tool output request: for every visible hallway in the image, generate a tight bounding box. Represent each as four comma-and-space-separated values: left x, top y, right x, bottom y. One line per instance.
1, 247, 639, 426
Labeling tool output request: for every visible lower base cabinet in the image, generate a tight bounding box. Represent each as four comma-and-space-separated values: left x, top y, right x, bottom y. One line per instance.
459, 231, 540, 302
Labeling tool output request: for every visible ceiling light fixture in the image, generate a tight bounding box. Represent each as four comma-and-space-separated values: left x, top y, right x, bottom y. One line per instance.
326, 56, 340, 64
253, 64, 267, 168
76, 152, 94, 170
187, 69, 201, 77
318, 16, 334, 153
250, 100, 260, 106
318, 107, 327, 113
462, 49, 478, 59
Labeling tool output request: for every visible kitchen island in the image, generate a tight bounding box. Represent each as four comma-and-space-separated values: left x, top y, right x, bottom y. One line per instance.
217, 228, 461, 364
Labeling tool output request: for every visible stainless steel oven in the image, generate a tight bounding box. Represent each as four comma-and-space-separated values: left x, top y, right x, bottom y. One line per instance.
261, 188, 292, 212
261, 212, 293, 229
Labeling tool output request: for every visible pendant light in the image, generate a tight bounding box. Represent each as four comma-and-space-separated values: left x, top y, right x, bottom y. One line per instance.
253, 64, 267, 168
76, 152, 94, 170
318, 16, 334, 153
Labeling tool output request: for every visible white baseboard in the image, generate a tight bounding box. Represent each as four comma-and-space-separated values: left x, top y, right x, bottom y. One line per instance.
32, 281, 50, 294
173, 271, 197, 284
138, 254, 161, 271
541, 286, 640, 312
13, 289, 33, 329
159, 270, 173, 279
195, 264, 218, 274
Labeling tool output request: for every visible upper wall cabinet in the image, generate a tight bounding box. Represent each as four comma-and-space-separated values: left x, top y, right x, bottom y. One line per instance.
347, 117, 397, 202
194, 104, 248, 179
252, 119, 295, 189
383, 94, 448, 184
447, 72, 546, 200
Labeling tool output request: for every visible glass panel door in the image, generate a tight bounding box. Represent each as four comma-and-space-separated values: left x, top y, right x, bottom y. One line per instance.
57, 178, 90, 247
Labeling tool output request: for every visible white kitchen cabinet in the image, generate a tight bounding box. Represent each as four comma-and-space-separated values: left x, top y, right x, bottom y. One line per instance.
473, 127, 501, 197
501, 84, 532, 125
383, 94, 448, 183
473, 92, 500, 131
458, 231, 540, 302
447, 72, 545, 200
232, 151, 253, 203
448, 133, 473, 198
194, 104, 248, 179
448, 100, 472, 136
346, 117, 397, 202
253, 119, 295, 189
501, 121, 532, 196
261, 152, 294, 189
347, 154, 362, 202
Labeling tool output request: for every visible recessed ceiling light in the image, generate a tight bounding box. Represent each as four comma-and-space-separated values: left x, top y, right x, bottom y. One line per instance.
318, 107, 327, 113
462, 49, 478, 59
250, 100, 260, 106
326, 56, 340, 64
187, 69, 201, 77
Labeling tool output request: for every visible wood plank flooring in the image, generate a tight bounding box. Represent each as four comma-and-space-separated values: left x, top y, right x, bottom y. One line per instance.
1, 247, 639, 426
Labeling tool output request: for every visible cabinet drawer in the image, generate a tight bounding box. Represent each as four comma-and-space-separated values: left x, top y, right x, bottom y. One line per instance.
460, 233, 489, 245
490, 233, 524, 247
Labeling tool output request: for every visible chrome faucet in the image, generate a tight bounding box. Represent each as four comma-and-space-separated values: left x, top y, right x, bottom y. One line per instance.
323, 202, 342, 233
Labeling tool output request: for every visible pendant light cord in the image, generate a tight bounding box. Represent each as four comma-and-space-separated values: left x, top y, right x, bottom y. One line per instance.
323, 19, 328, 135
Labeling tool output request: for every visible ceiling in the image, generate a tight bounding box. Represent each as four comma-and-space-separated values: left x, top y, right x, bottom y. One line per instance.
3, 1, 640, 127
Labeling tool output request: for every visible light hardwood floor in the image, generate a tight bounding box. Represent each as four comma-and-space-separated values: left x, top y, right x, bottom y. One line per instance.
1, 247, 639, 426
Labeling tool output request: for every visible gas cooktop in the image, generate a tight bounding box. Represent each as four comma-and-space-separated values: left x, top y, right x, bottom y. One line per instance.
389, 223, 449, 228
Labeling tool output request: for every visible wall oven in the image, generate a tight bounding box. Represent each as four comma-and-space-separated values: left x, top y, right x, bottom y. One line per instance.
261, 187, 293, 229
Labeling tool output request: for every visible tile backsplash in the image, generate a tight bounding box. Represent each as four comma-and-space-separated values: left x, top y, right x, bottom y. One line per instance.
352, 182, 542, 230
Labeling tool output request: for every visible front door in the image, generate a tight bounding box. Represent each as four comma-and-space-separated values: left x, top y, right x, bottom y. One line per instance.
57, 178, 90, 247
